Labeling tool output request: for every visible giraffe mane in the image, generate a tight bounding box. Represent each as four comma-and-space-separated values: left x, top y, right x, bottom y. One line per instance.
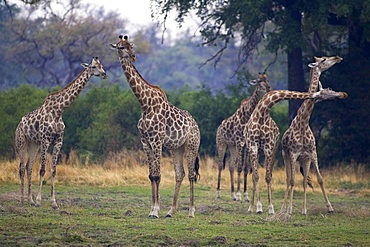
47, 69, 87, 98
241, 98, 250, 104
131, 63, 168, 100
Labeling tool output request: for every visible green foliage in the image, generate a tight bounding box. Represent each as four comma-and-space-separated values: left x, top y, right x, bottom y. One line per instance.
0, 85, 50, 158
63, 83, 141, 162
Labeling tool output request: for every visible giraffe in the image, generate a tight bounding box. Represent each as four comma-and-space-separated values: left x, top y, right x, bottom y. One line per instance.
244, 88, 348, 214
15, 57, 107, 209
109, 35, 200, 218
280, 56, 343, 215
216, 73, 271, 201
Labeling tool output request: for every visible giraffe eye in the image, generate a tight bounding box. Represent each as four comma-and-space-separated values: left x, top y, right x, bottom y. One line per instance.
321, 58, 326, 63
91, 66, 96, 69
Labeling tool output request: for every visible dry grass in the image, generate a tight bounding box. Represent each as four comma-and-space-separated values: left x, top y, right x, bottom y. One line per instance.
1, 150, 369, 195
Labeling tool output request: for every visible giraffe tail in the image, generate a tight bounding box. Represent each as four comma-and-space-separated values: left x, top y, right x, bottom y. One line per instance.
195, 155, 200, 182
300, 166, 314, 189
222, 153, 227, 170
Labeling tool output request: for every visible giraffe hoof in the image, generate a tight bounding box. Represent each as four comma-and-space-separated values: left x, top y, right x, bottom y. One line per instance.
148, 215, 159, 218
52, 206, 59, 210
328, 211, 334, 214
256, 211, 263, 215
165, 214, 172, 218
246, 211, 252, 215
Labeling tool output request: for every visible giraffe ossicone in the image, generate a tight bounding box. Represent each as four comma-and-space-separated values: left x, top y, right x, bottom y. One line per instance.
15, 57, 107, 209
110, 35, 200, 218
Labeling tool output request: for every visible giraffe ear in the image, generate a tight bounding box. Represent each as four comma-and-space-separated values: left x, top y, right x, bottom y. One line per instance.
109, 43, 117, 49
308, 62, 318, 68
249, 79, 257, 85
81, 63, 89, 68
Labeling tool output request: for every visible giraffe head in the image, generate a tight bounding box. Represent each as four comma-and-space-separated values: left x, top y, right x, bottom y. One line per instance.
312, 82, 348, 102
308, 56, 343, 73
109, 35, 137, 62
81, 57, 108, 79
249, 73, 272, 93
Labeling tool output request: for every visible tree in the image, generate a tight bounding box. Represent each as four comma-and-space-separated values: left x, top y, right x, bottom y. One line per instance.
1, 0, 126, 88
152, 0, 367, 117
152, 0, 370, 165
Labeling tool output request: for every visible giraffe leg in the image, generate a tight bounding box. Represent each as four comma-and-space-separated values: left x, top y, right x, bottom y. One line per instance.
16, 129, 27, 204
243, 149, 250, 202
300, 157, 311, 215
247, 147, 260, 214
50, 135, 63, 209
26, 143, 39, 206
35, 142, 49, 207
281, 150, 296, 214
166, 147, 185, 217
146, 142, 162, 218
265, 143, 278, 215
149, 175, 161, 218
265, 157, 274, 215
229, 146, 237, 200
235, 145, 243, 201
216, 140, 226, 199
186, 150, 199, 217
312, 157, 334, 213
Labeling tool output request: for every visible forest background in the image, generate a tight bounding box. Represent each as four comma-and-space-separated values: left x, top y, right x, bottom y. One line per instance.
0, 0, 369, 167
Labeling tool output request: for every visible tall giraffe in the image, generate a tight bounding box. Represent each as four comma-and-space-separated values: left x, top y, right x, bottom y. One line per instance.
15, 57, 107, 209
216, 73, 271, 201
244, 88, 348, 214
110, 35, 200, 218
281, 56, 343, 215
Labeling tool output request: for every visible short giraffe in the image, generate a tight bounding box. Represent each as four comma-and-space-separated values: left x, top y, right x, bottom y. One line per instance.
216, 73, 271, 201
110, 35, 200, 218
15, 57, 107, 209
281, 56, 343, 215
244, 88, 348, 214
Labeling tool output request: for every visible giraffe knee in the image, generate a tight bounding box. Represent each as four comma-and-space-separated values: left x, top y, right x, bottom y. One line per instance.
149, 175, 161, 182
51, 167, 57, 177
39, 168, 46, 177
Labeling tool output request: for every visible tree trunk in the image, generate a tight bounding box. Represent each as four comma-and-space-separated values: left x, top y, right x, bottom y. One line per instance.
287, 48, 305, 122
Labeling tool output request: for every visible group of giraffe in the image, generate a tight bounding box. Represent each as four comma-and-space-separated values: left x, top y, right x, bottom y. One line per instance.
216, 56, 347, 215
15, 35, 347, 218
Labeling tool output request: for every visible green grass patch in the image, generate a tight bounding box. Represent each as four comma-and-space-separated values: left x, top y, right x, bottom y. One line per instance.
0, 183, 369, 246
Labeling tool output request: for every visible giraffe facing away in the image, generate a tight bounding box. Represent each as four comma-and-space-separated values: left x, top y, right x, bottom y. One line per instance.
244, 88, 348, 214
15, 57, 107, 209
109, 35, 200, 218
216, 73, 271, 201
281, 56, 343, 215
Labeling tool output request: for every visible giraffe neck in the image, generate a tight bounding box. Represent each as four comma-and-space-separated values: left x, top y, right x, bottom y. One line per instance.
119, 56, 167, 109
42, 69, 91, 115
308, 67, 321, 93
255, 90, 317, 118
290, 67, 322, 127
240, 87, 263, 119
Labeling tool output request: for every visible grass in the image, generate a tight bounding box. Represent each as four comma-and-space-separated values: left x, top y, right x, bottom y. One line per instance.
0, 151, 369, 246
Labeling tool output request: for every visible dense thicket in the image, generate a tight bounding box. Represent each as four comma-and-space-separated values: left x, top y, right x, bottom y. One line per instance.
0, 83, 290, 163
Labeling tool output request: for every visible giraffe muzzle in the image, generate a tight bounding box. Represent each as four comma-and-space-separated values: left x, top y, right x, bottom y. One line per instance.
339, 92, 348, 99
